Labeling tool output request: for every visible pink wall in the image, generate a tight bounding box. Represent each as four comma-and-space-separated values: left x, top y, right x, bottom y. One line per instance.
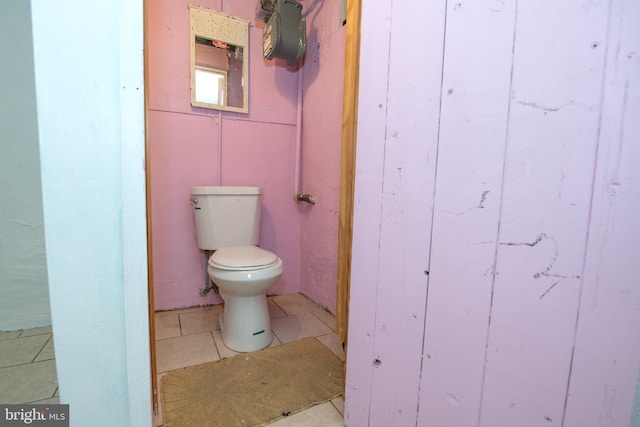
345, 0, 640, 426
298, 2, 346, 313
147, 0, 343, 312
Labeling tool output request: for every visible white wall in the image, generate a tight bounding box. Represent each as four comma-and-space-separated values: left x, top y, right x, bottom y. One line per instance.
31, 1, 151, 425
0, 0, 50, 331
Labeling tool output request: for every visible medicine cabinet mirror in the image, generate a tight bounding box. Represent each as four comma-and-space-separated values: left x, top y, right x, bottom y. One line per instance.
189, 5, 249, 114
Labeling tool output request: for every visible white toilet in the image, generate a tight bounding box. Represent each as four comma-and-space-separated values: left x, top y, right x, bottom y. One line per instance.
191, 186, 283, 352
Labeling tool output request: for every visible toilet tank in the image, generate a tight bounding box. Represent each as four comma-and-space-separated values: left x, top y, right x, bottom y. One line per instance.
191, 186, 263, 250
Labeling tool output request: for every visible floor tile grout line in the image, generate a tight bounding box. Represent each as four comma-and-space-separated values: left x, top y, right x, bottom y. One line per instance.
270, 298, 288, 315
330, 398, 345, 417
0, 358, 56, 370
3, 327, 55, 339
271, 328, 284, 344
308, 310, 337, 332
210, 330, 222, 360
31, 334, 53, 363
0, 331, 23, 339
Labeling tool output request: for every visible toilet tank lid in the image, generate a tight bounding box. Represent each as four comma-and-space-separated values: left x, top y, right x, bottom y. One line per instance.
191, 186, 262, 196
210, 246, 278, 269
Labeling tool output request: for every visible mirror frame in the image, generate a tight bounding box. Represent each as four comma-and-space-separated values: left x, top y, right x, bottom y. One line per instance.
189, 5, 249, 114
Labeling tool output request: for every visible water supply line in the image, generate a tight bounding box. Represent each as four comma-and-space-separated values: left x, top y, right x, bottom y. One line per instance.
199, 249, 219, 296
293, 64, 316, 205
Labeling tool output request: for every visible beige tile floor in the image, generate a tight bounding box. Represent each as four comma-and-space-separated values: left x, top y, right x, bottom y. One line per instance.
0, 326, 59, 404
153, 292, 345, 427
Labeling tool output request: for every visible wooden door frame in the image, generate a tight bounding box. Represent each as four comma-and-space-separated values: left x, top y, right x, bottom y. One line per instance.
143, 0, 159, 415
336, 0, 362, 347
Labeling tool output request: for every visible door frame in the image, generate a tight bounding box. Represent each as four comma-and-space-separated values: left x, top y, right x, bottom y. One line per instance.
336, 0, 362, 347
143, 0, 159, 414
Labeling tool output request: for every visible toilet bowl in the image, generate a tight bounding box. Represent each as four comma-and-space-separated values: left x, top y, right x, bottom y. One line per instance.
208, 245, 284, 352
191, 186, 284, 353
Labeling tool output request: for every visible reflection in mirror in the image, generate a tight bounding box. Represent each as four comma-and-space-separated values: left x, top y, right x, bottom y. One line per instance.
189, 6, 249, 114
194, 37, 244, 108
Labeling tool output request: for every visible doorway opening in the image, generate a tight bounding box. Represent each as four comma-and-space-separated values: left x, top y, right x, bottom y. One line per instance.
144, 0, 362, 421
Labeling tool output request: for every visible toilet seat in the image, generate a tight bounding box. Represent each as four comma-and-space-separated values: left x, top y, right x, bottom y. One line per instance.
209, 246, 278, 271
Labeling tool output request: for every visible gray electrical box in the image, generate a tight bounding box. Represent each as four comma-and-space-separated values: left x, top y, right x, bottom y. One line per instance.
260, 0, 306, 65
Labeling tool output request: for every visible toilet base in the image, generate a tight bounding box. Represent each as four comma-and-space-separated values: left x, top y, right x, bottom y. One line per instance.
219, 292, 273, 352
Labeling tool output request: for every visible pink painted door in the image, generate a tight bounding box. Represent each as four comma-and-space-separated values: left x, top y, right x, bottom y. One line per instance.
345, 0, 640, 426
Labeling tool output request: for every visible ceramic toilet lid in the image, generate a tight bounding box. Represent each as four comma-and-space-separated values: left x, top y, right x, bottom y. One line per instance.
209, 246, 278, 270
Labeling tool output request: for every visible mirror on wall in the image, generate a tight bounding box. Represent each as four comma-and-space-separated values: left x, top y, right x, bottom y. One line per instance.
189, 5, 249, 114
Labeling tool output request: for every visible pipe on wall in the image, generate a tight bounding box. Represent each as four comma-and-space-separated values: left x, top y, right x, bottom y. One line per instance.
217, 110, 222, 185
294, 65, 303, 196
293, 65, 315, 204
